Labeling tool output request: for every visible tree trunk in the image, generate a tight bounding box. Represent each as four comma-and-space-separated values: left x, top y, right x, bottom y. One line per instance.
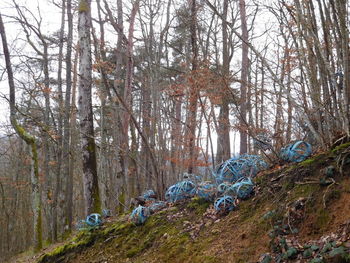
77, 0, 101, 215
239, 0, 248, 154
0, 13, 43, 251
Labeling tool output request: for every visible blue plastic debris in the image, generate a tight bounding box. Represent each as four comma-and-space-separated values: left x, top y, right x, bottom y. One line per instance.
102, 209, 111, 218
214, 195, 236, 213
280, 141, 312, 163
215, 157, 246, 183
217, 182, 231, 194
130, 205, 150, 225
86, 213, 102, 227
165, 180, 196, 203
230, 177, 254, 200
142, 189, 156, 201
215, 155, 268, 183
148, 201, 167, 213
196, 182, 217, 201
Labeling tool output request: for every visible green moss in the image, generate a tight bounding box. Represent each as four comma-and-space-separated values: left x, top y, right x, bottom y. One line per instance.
332, 142, 350, 153
299, 158, 316, 166
187, 197, 210, 215
78, 0, 89, 13
35, 204, 43, 252
288, 183, 318, 202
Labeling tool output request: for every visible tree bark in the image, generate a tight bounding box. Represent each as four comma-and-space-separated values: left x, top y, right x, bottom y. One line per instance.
77, 0, 101, 215
239, 0, 248, 154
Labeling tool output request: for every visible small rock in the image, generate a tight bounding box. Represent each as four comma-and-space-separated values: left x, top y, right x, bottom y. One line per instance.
214, 219, 221, 223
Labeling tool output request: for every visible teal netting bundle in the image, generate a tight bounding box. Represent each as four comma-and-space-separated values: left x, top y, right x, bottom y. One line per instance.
142, 189, 156, 201
165, 180, 196, 203
196, 182, 217, 201
102, 209, 111, 218
280, 141, 312, 163
86, 213, 102, 227
130, 205, 150, 225
215, 157, 245, 184
239, 154, 269, 177
217, 182, 231, 194
149, 201, 167, 213
215, 155, 268, 183
214, 195, 236, 213
230, 177, 254, 200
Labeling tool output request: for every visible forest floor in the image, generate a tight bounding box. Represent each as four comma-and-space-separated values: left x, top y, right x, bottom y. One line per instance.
7, 141, 350, 263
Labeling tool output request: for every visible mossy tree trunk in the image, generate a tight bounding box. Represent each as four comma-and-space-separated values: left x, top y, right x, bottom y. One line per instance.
0, 13, 43, 251
77, 0, 101, 215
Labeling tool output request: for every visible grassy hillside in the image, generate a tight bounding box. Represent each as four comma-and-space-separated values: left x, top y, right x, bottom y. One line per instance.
10, 142, 350, 263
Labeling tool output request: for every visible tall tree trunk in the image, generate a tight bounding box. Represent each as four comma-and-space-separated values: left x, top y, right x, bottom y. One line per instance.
77, 0, 101, 215
0, 13, 43, 251
239, 0, 248, 154
216, 0, 231, 163
63, 0, 74, 232
188, 0, 199, 173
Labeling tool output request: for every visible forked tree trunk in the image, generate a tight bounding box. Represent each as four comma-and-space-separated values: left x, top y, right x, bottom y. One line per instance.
0, 13, 43, 251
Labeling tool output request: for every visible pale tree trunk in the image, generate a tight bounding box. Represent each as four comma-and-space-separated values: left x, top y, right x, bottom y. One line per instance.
239, 0, 248, 154
0, 13, 43, 251
216, 0, 231, 163
77, 0, 101, 215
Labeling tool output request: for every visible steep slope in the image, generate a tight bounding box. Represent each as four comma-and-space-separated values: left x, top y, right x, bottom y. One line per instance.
12, 142, 350, 263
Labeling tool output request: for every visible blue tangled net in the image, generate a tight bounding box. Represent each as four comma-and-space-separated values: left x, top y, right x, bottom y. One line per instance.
165, 180, 196, 202
280, 141, 312, 163
230, 177, 254, 200
86, 213, 102, 227
214, 195, 236, 213
102, 209, 111, 218
217, 182, 231, 194
128, 140, 313, 225
215, 154, 268, 183
76, 213, 103, 230
196, 182, 217, 201
130, 205, 150, 225
148, 201, 167, 213
142, 189, 157, 201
